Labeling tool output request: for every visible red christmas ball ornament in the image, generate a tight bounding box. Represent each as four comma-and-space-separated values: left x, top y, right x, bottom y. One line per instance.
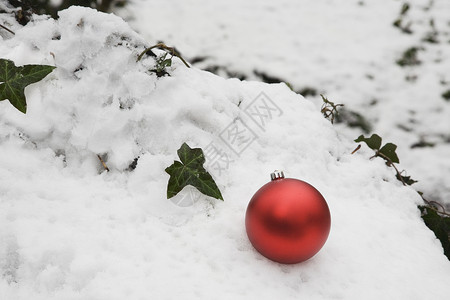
245, 170, 331, 264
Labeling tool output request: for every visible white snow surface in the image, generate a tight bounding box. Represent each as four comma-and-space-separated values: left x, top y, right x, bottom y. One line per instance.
0, 6, 449, 300
120, 0, 450, 207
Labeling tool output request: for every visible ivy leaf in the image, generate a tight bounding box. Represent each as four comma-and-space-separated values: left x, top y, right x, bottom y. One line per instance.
161, 58, 172, 68
419, 205, 450, 260
355, 134, 382, 150
396, 174, 418, 185
379, 142, 400, 164
0, 58, 56, 113
165, 142, 224, 201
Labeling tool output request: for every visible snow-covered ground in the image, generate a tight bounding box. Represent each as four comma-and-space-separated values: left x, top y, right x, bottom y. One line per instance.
0, 3, 449, 300
119, 0, 450, 208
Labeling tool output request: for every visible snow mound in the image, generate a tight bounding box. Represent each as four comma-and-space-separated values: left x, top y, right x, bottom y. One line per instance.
0, 6, 449, 300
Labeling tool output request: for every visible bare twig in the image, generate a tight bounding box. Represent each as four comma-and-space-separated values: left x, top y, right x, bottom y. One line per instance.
137, 42, 190, 68
97, 154, 110, 172
376, 151, 407, 186
0, 24, 15, 35
422, 199, 450, 218
320, 94, 344, 124
351, 144, 361, 154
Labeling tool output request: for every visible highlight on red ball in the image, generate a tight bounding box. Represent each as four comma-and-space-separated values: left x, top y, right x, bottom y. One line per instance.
245, 170, 331, 264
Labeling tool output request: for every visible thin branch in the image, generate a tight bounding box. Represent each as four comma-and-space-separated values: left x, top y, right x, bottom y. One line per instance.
376, 151, 409, 186
423, 199, 450, 218
0, 24, 15, 35
97, 154, 110, 172
320, 94, 344, 124
376, 151, 450, 218
137, 42, 190, 68
351, 144, 361, 154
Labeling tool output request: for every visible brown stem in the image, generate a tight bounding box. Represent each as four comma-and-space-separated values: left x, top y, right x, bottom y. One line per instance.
137, 42, 190, 68
376, 151, 407, 186
97, 154, 110, 172
0, 24, 15, 35
377, 151, 450, 218
423, 199, 450, 218
390, 161, 406, 186
351, 144, 361, 154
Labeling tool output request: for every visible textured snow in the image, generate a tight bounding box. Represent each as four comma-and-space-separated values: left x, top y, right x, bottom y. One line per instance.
120, 0, 450, 207
0, 5, 449, 300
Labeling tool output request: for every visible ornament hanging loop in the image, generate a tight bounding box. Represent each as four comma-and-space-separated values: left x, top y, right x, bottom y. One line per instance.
270, 170, 285, 181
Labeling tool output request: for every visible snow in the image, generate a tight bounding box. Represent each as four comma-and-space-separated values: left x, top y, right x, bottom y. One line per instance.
0, 4, 449, 300
119, 0, 450, 208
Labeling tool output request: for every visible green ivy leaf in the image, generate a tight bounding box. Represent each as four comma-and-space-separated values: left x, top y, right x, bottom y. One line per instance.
379, 142, 400, 164
355, 134, 382, 150
165, 142, 224, 200
396, 174, 418, 185
0, 58, 56, 113
161, 58, 172, 68
419, 205, 450, 260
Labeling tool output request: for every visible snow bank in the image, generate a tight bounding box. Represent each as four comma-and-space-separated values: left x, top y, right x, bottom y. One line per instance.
121, 0, 450, 207
0, 6, 449, 300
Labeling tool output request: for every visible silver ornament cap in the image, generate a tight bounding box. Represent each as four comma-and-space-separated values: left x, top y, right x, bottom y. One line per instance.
270, 170, 285, 181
